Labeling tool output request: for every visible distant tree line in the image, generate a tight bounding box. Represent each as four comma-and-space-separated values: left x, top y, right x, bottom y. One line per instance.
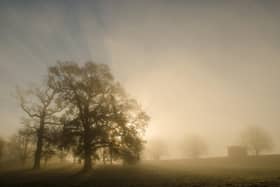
0, 124, 275, 167
9, 61, 150, 171
145, 125, 274, 161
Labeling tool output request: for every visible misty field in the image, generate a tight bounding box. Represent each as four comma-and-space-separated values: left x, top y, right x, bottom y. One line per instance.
1, 156, 280, 187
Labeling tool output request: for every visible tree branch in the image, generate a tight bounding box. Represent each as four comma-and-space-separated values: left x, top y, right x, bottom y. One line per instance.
20, 103, 40, 118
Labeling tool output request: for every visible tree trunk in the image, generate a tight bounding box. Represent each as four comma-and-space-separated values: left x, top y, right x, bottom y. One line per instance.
109, 147, 113, 165
33, 118, 44, 170
33, 135, 43, 169
102, 148, 106, 165
83, 125, 92, 171
22, 141, 28, 167
83, 148, 92, 171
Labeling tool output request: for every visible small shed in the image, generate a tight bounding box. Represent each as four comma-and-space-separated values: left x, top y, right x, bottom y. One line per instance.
227, 145, 248, 158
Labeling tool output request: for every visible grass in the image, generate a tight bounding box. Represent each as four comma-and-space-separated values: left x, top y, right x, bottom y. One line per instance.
1, 156, 280, 187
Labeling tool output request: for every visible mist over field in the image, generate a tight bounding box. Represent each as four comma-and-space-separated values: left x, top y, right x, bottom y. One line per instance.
1, 0, 280, 158
0, 1, 280, 186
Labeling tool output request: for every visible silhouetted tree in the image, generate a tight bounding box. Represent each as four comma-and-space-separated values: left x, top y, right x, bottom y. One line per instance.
182, 135, 208, 159
240, 125, 273, 156
48, 62, 149, 171
17, 83, 63, 169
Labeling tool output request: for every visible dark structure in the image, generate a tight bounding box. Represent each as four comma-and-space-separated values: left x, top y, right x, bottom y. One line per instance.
227, 145, 248, 158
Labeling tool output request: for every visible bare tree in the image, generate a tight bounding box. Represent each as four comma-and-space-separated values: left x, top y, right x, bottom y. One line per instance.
17, 84, 62, 169
182, 135, 208, 159
240, 125, 273, 156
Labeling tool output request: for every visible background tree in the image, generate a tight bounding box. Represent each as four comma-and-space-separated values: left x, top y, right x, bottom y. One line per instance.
17, 126, 35, 166
48, 62, 149, 171
182, 135, 208, 159
0, 137, 5, 162
146, 139, 168, 160
17, 83, 62, 169
240, 125, 273, 156
6, 130, 34, 166
57, 148, 68, 163
41, 126, 60, 166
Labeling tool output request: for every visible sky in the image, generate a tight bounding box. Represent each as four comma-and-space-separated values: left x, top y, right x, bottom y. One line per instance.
0, 0, 280, 157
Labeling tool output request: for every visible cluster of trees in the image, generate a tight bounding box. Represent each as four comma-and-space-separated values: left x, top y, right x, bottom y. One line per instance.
240, 125, 274, 156
146, 136, 208, 160
13, 62, 149, 171
146, 125, 274, 160
0, 127, 35, 166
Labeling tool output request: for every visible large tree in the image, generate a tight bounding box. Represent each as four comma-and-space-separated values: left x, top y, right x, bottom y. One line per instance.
240, 125, 273, 156
48, 62, 149, 171
17, 84, 62, 169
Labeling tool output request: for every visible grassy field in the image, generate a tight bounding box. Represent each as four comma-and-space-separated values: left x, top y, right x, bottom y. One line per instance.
1, 156, 280, 187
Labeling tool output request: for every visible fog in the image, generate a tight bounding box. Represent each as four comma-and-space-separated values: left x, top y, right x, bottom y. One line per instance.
1, 0, 280, 157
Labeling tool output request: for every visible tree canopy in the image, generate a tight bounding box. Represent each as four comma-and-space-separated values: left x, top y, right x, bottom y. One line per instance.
48, 62, 149, 170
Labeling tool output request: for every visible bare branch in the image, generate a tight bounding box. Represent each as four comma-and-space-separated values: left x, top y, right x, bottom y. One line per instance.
20, 103, 40, 118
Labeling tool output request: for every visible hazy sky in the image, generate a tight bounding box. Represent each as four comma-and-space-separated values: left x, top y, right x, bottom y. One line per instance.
1, 0, 280, 157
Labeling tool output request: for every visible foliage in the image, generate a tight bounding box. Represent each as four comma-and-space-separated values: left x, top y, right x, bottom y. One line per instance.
15, 61, 149, 170
48, 61, 149, 170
